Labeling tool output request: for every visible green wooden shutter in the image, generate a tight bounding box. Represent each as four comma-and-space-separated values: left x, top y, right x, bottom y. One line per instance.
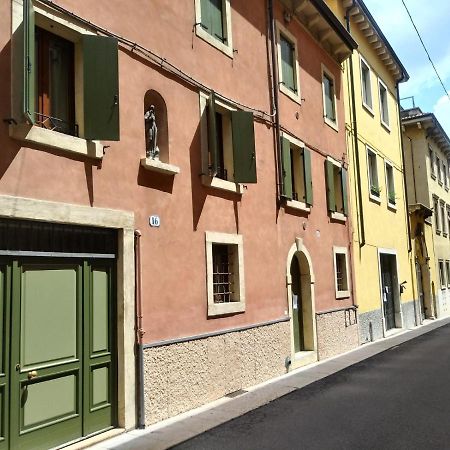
83, 35, 120, 141
341, 167, 349, 216
280, 35, 296, 93
325, 160, 336, 212
200, 0, 211, 31
210, 0, 225, 42
207, 92, 218, 176
23, 0, 35, 124
282, 137, 293, 199
231, 111, 257, 183
303, 148, 313, 206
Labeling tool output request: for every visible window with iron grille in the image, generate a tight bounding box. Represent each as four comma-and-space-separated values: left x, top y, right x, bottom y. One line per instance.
333, 247, 350, 298
212, 244, 235, 304
439, 260, 446, 289
206, 232, 245, 316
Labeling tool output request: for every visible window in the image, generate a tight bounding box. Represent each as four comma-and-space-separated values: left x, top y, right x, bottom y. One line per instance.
367, 148, 380, 199
12, 0, 120, 156
205, 232, 245, 316
199, 92, 257, 193
281, 136, 313, 209
322, 65, 338, 129
434, 196, 440, 233
385, 161, 396, 207
360, 57, 373, 111
195, 0, 233, 57
378, 79, 390, 128
333, 247, 350, 298
437, 156, 442, 184
446, 261, 450, 288
447, 207, 450, 239
325, 158, 349, 220
429, 146, 436, 178
444, 163, 448, 189
276, 23, 300, 103
441, 201, 446, 236
439, 260, 446, 289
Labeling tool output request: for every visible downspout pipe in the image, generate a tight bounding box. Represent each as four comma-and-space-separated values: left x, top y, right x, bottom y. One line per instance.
134, 230, 145, 429
268, 0, 284, 202
345, 3, 365, 247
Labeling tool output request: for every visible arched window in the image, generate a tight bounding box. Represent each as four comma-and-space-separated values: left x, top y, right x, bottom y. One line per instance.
144, 90, 169, 163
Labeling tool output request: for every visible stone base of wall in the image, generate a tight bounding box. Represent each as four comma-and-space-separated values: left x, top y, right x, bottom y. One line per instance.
402, 300, 418, 329
142, 321, 290, 425
359, 309, 384, 344
316, 309, 359, 360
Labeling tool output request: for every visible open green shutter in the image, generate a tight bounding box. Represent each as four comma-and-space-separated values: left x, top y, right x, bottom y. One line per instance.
341, 167, 349, 216
83, 35, 120, 141
207, 92, 218, 176
303, 148, 313, 206
325, 160, 336, 212
23, 0, 35, 124
231, 111, 257, 183
282, 137, 293, 199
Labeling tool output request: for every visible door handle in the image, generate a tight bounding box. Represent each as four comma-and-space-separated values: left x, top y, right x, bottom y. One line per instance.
27, 370, 38, 380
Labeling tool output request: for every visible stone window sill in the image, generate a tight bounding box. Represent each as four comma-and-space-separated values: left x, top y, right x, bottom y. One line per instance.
369, 193, 382, 204
331, 212, 346, 223
208, 301, 245, 317
10, 124, 103, 159
195, 26, 233, 58
387, 202, 397, 212
286, 200, 310, 213
140, 157, 180, 175
336, 290, 350, 299
324, 116, 339, 132
201, 175, 243, 194
280, 84, 301, 105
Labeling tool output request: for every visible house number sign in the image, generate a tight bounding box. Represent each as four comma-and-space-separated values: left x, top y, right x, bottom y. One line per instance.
149, 215, 161, 228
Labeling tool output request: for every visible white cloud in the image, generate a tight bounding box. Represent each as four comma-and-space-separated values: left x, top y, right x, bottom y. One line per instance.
433, 92, 450, 137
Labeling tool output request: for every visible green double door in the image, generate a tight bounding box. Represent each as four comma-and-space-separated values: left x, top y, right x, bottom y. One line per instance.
0, 258, 116, 450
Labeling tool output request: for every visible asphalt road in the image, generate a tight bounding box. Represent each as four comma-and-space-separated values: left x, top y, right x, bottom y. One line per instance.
171, 323, 450, 450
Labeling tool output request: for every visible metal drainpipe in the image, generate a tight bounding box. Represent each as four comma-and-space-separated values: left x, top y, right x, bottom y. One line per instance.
345, 3, 365, 247
268, 0, 284, 202
134, 230, 145, 429
397, 83, 412, 254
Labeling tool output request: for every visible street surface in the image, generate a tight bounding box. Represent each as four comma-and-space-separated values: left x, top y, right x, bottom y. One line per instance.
172, 324, 450, 450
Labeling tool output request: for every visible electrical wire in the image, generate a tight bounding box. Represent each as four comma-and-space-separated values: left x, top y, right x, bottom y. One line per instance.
401, 0, 450, 102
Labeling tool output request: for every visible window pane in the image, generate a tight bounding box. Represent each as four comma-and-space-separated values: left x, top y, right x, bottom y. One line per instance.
210, 0, 224, 41
336, 253, 348, 292
212, 244, 235, 303
380, 84, 389, 125
280, 35, 296, 92
323, 74, 336, 121
361, 62, 372, 108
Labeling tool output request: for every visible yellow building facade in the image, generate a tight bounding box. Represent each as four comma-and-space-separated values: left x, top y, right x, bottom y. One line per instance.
326, 0, 418, 342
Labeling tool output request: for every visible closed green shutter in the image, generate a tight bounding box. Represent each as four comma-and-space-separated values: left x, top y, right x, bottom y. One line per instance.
82, 35, 120, 141
282, 137, 293, 199
280, 35, 296, 93
341, 167, 349, 216
200, 0, 211, 31
231, 111, 257, 183
303, 148, 313, 206
23, 0, 35, 124
325, 160, 336, 212
210, 0, 225, 42
207, 92, 218, 176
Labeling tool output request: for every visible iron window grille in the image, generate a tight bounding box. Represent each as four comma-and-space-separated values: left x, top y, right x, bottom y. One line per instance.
212, 243, 236, 303
335, 253, 348, 292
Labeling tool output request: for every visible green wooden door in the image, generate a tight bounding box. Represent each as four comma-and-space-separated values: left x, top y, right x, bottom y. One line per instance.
0, 264, 11, 450
7, 259, 115, 450
10, 261, 83, 450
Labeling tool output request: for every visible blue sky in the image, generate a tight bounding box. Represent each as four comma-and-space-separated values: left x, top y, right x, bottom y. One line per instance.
364, 0, 450, 135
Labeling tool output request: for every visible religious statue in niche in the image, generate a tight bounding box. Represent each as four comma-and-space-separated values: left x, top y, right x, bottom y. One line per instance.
144, 105, 159, 160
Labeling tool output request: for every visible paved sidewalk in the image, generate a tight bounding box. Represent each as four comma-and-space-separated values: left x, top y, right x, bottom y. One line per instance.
89, 317, 450, 450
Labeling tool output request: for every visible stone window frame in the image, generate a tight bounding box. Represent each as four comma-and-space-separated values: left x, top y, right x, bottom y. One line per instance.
321, 63, 339, 132
378, 77, 390, 131
429, 146, 436, 179
333, 246, 350, 299
440, 200, 447, 237
194, 0, 233, 58
276, 21, 301, 104
10, 0, 104, 158
433, 195, 441, 235
205, 231, 245, 317
366, 147, 381, 203
384, 159, 396, 210
326, 156, 347, 222
359, 55, 373, 114
439, 259, 446, 290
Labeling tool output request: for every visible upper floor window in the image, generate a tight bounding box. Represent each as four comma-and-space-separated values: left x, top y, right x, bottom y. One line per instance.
276, 23, 300, 103
429, 146, 436, 178
199, 92, 257, 193
195, 0, 233, 57
325, 157, 349, 221
444, 163, 448, 189
437, 156, 442, 184
439, 260, 446, 289
367, 148, 380, 200
360, 57, 373, 111
322, 65, 338, 130
441, 201, 447, 236
434, 196, 440, 232
21, 0, 119, 142
281, 135, 313, 209
385, 161, 396, 208
378, 79, 390, 129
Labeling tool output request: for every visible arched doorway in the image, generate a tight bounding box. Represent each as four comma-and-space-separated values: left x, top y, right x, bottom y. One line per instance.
286, 239, 317, 368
